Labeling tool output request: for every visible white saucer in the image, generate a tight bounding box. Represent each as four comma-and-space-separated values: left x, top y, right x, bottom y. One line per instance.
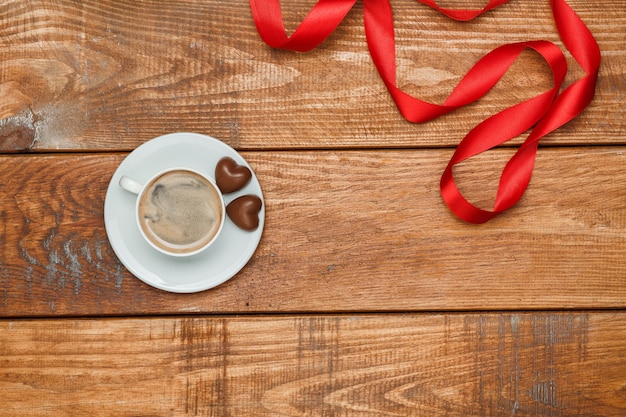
104, 132, 265, 293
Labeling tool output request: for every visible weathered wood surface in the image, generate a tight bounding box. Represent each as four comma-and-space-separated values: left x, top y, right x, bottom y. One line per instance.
1, 147, 625, 317
1, 0, 625, 413
0, 0, 624, 151
2, 313, 625, 416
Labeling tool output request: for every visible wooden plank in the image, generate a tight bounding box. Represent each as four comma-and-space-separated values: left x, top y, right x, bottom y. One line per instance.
0, 0, 623, 151
1, 147, 625, 316
1, 312, 625, 416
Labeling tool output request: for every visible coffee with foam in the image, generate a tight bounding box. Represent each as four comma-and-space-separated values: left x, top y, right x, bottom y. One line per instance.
138, 170, 223, 254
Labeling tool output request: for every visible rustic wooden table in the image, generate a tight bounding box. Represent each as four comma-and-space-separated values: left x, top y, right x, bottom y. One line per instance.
1, 0, 625, 415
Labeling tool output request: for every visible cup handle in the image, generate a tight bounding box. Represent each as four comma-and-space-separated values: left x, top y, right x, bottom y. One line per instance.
119, 175, 143, 195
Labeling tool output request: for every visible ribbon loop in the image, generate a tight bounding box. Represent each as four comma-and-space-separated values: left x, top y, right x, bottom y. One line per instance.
249, 0, 357, 52
417, 0, 510, 22
250, 0, 601, 223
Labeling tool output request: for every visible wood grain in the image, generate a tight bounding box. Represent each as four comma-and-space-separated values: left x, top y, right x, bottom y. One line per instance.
0, 0, 623, 151
1, 147, 625, 317
1, 1, 624, 413
1, 313, 625, 416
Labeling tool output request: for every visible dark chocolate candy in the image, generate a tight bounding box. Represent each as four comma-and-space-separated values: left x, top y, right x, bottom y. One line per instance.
215, 157, 252, 194
226, 195, 262, 231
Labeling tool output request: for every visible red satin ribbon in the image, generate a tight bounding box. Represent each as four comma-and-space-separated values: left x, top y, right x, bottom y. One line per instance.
249, 0, 601, 223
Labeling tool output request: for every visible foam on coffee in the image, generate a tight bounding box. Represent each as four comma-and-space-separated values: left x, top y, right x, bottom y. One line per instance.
138, 170, 222, 254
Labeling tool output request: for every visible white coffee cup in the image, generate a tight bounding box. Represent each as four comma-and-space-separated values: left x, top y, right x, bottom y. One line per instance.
119, 168, 225, 257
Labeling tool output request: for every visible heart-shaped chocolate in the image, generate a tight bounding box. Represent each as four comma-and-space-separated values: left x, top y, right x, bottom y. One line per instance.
215, 157, 252, 194
226, 195, 262, 231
